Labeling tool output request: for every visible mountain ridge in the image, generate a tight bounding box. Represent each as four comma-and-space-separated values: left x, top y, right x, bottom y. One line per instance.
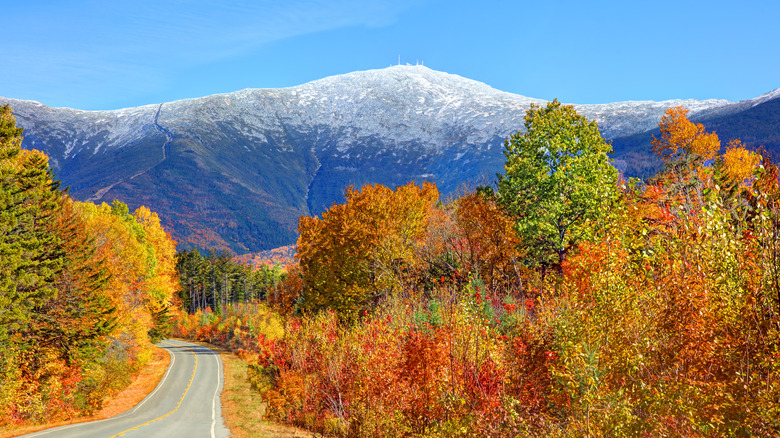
3, 65, 778, 253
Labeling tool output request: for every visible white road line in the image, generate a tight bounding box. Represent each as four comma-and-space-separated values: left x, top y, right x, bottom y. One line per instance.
131, 346, 176, 413
24, 344, 177, 437
108, 342, 198, 438
211, 352, 221, 438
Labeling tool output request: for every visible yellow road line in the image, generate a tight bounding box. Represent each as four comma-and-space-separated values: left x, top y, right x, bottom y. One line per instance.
109, 341, 197, 437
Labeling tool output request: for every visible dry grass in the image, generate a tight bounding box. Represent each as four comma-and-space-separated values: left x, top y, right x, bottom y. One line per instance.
0, 346, 171, 438
187, 340, 315, 438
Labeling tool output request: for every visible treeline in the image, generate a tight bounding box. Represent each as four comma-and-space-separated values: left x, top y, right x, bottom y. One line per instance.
175, 248, 285, 314
173, 102, 780, 436
0, 105, 178, 426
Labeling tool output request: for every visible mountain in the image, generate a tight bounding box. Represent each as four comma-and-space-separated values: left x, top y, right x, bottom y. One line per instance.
609, 88, 780, 178
3, 66, 778, 253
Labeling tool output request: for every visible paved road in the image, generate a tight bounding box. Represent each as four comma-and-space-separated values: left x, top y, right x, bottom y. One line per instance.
22, 340, 229, 438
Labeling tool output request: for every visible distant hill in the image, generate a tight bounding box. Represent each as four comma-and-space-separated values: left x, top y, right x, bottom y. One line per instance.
234, 245, 297, 270
3, 66, 777, 253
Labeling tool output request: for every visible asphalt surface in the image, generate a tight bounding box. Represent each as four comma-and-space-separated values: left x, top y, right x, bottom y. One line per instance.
21, 339, 230, 438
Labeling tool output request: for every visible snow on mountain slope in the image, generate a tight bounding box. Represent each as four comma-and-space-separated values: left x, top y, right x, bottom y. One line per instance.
1, 65, 776, 253
3, 65, 748, 160
152, 65, 736, 152
4, 98, 158, 166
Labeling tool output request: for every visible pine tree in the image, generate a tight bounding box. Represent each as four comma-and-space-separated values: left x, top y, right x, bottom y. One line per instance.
0, 105, 63, 343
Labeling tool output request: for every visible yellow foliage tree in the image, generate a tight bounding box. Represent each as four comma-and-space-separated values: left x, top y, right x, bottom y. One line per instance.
297, 182, 439, 318
133, 205, 178, 304
722, 139, 761, 186
133, 205, 178, 341
75, 200, 178, 360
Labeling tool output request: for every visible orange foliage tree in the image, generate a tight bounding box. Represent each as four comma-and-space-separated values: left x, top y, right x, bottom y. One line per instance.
296, 182, 438, 317
454, 192, 525, 293
651, 106, 720, 162
650, 106, 722, 211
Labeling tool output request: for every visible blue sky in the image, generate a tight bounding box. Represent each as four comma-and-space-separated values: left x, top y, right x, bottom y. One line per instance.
2, 0, 778, 110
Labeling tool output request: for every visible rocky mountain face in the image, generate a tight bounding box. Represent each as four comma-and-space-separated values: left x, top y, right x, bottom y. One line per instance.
3, 66, 778, 253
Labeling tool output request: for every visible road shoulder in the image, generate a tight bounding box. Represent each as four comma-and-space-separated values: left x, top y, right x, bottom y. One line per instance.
0, 346, 171, 438
185, 340, 314, 438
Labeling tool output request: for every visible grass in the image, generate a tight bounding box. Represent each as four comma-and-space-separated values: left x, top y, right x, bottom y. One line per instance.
0, 346, 171, 438
187, 340, 315, 438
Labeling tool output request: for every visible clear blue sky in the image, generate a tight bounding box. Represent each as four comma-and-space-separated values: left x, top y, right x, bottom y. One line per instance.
2, 0, 778, 110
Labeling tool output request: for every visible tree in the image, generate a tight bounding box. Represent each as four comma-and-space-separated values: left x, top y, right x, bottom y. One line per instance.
650, 106, 721, 212
297, 182, 438, 318
721, 139, 761, 186
133, 205, 178, 341
497, 99, 618, 272
0, 105, 63, 344
32, 196, 115, 364
455, 192, 524, 292
651, 106, 720, 163
647, 107, 762, 223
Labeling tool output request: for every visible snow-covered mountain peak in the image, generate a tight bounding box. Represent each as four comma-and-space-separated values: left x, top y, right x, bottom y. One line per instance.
4, 66, 777, 160
301, 65, 503, 97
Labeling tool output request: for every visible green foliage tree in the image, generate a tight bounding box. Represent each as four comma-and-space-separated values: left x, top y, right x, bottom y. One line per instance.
0, 104, 24, 344
497, 99, 618, 272
0, 105, 63, 344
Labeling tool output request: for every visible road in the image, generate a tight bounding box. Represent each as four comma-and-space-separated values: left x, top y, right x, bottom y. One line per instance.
21, 340, 230, 438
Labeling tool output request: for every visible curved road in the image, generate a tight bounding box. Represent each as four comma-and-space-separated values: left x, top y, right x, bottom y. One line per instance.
22, 340, 229, 438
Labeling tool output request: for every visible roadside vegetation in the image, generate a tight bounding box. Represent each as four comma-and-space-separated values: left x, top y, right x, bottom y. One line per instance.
188, 340, 313, 438
0, 348, 170, 438
0, 104, 178, 430
172, 102, 780, 436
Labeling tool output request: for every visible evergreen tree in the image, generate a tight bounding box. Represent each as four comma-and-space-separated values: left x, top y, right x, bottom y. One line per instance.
0, 105, 63, 344
175, 247, 286, 314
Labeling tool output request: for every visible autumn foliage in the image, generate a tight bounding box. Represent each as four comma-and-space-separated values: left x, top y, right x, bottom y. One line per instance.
172, 105, 780, 436
296, 182, 439, 318
0, 106, 178, 427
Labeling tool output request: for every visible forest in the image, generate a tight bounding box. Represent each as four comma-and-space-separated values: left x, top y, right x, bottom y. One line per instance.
0, 104, 178, 426
3, 97, 780, 436
172, 101, 780, 436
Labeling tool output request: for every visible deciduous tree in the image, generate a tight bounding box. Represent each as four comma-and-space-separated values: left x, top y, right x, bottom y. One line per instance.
297, 182, 438, 317
497, 99, 618, 272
